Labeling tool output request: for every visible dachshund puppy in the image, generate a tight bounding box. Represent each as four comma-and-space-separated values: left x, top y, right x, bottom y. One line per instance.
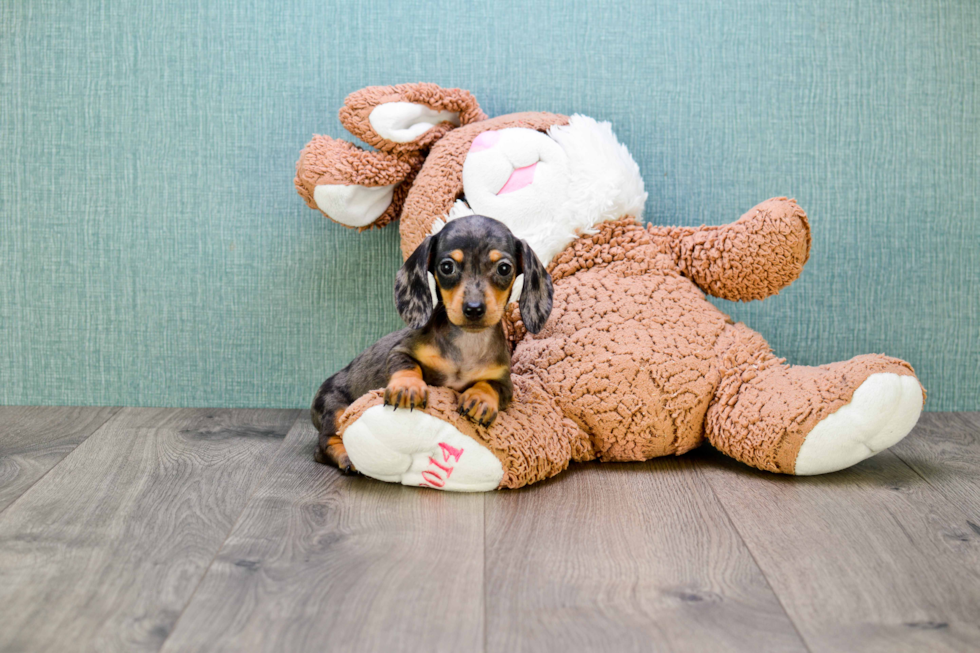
311, 215, 553, 472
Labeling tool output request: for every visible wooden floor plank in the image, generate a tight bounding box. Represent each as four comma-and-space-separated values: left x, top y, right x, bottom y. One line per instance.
696, 445, 980, 653
891, 412, 980, 521
484, 459, 808, 653
0, 406, 120, 513
0, 407, 298, 653
159, 419, 485, 653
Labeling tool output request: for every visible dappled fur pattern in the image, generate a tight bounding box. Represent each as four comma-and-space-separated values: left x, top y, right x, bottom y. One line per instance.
393, 235, 436, 329
517, 239, 552, 334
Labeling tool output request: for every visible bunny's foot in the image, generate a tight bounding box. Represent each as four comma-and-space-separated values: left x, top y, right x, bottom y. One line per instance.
342, 404, 504, 491
793, 372, 923, 475
339, 379, 585, 490
708, 339, 925, 475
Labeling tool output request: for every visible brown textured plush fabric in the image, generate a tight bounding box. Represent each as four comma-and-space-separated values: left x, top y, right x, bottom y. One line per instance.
655, 197, 812, 301
339, 83, 487, 156
293, 84, 564, 234
340, 375, 589, 489
294, 136, 425, 229
397, 112, 569, 258
707, 340, 918, 473
300, 87, 924, 488
339, 204, 920, 488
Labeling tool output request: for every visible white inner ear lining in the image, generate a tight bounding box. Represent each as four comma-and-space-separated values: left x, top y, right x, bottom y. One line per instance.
427, 272, 438, 307
313, 182, 397, 228
369, 102, 461, 143
508, 274, 524, 304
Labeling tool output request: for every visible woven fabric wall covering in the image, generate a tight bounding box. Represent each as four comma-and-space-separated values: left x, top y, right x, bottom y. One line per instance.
1, 0, 976, 409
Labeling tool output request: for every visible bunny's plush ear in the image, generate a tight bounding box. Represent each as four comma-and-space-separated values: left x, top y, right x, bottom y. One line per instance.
294, 135, 424, 229
340, 83, 487, 155
517, 239, 553, 333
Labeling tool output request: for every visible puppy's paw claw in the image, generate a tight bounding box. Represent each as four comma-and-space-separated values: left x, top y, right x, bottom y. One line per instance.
458, 386, 499, 427
384, 376, 429, 411
340, 457, 359, 476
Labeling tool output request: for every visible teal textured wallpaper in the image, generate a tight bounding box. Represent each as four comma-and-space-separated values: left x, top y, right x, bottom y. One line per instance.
1, 0, 977, 410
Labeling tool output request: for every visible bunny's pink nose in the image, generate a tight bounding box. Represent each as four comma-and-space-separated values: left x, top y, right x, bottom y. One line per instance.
469, 130, 500, 153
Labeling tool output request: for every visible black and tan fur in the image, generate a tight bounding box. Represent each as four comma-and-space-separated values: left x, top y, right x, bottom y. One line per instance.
311, 215, 553, 472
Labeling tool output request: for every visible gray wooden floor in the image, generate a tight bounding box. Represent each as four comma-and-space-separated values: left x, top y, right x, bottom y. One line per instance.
1, 408, 978, 653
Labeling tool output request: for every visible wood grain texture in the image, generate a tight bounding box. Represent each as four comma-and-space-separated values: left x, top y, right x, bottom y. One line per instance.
0, 405, 120, 512
892, 412, 980, 521
696, 446, 980, 652
159, 419, 485, 653
0, 407, 298, 653
483, 459, 807, 653
3, 408, 979, 652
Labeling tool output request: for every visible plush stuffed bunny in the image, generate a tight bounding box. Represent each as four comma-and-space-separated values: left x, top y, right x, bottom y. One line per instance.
295, 83, 925, 491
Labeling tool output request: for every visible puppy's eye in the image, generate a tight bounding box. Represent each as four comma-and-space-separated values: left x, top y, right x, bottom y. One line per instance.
497, 262, 512, 277
438, 260, 456, 276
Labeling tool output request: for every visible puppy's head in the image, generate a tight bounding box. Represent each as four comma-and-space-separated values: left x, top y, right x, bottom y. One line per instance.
394, 215, 553, 332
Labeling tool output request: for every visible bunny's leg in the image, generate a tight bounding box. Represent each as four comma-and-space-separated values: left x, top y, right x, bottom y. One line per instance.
337, 376, 588, 491
706, 323, 924, 475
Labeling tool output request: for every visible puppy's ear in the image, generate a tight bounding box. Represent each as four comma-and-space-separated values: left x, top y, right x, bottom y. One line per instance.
517, 239, 553, 334
394, 235, 437, 328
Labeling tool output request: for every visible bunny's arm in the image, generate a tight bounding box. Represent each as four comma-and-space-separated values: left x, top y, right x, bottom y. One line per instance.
340, 83, 486, 155
649, 197, 811, 302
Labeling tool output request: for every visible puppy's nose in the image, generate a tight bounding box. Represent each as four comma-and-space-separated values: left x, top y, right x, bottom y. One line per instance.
463, 302, 486, 320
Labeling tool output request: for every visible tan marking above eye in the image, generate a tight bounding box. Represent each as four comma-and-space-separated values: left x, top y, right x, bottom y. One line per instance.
489, 250, 502, 262
449, 250, 464, 263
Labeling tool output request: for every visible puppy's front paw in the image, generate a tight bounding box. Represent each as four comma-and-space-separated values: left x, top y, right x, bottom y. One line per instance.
384, 374, 428, 410
458, 383, 499, 427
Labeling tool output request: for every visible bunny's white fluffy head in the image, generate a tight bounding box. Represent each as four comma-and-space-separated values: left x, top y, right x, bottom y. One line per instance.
434, 115, 648, 265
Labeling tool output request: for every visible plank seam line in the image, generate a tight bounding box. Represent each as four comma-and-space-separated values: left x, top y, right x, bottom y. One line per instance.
0, 406, 124, 519
157, 409, 305, 651
695, 460, 815, 653
482, 492, 488, 653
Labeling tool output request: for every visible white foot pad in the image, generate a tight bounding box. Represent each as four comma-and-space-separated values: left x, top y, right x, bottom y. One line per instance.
794, 373, 923, 475
343, 406, 504, 491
